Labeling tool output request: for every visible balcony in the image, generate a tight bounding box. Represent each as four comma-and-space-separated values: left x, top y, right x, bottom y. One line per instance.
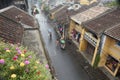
84, 32, 97, 47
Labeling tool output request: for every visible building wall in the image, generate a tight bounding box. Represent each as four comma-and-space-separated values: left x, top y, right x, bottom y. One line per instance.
99, 36, 120, 76
49, 13, 55, 20
49, 6, 65, 20
69, 20, 75, 38
79, 29, 87, 51
79, 28, 101, 66
69, 19, 107, 66
0, 0, 13, 9
99, 36, 120, 66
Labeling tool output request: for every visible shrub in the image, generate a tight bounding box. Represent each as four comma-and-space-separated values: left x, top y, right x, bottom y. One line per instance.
93, 54, 100, 68
0, 41, 52, 80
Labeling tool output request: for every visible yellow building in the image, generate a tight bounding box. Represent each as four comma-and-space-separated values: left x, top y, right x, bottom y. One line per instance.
80, 0, 97, 5
99, 24, 120, 77
80, 9, 120, 66
69, 6, 109, 51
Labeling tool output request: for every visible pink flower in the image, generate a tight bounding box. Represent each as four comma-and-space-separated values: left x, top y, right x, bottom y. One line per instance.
5, 48, 9, 50
45, 64, 49, 69
17, 50, 22, 54
28, 55, 32, 58
17, 43, 20, 46
15, 56, 18, 59
10, 44, 14, 47
0, 59, 5, 64
24, 60, 30, 65
16, 47, 19, 51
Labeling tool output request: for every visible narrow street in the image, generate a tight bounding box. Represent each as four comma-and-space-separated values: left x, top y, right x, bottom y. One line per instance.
34, 4, 90, 80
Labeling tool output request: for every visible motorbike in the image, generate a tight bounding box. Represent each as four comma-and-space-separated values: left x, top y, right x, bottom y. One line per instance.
60, 39, 65, 49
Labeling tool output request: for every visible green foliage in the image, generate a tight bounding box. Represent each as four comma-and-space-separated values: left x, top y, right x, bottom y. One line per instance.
93, 54, 100, 68
43, 5, 50, 14
0, 41, 52, 80
105, 1, 119, 7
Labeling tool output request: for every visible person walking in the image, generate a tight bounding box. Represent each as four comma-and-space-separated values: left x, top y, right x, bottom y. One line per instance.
48, 29, 52, 39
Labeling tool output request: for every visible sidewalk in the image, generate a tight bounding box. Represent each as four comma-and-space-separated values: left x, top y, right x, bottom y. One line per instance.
23, 0, 55, 79
65, 40, 110, 80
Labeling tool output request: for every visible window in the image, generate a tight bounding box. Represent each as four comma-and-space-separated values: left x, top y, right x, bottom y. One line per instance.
105, 55, 118, 72
117, 41, 120, 46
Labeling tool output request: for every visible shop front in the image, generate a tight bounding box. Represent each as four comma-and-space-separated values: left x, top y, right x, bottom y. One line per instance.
105, 55, 120, 77
80, 30, 97, 62
71, 29, 81, 43
84, 41, 95, 62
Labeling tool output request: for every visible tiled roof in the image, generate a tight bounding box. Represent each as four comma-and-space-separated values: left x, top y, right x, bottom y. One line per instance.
68, 0, 101, 16
54, 1, 100, 25
83, 8, 120, 36
71, 5, 109, 24
104, 24, 120, 41
0, 14, 24, 44
49, 4, 63, 13
0, 6, 35, 28
54, 5, 69, 24
54, 6, 69, 18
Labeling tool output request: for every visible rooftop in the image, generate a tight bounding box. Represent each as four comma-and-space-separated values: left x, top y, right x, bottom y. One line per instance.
0, 14, 24, 44
83, 8, 120, 36
49, 4, 63, 13
0, 5, 36, 28
105, 24, 120, 41
71, 5, 109, 24
54, 1, 101, 24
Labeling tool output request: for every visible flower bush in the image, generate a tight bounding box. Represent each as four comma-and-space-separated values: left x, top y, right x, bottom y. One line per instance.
0, 41, 52, 80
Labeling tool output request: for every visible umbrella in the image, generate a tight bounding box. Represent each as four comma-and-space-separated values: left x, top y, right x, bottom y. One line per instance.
48, 29, 52, 33
60, 39, 65, 44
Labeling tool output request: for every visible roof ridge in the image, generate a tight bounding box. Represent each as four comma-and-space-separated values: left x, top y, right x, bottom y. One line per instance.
0, 5, 14, 13
0, 5, 34, 18
82, 7, 117, 29
0, 13, 22, 26
105, 23, 120, 33
11, 5, 34, 18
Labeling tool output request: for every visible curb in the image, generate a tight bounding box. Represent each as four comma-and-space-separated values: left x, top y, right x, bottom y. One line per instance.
36, 19, 57, 80
27, 1, 57, 79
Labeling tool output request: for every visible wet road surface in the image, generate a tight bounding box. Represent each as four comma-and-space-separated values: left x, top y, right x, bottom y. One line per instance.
35, 4, 90, 80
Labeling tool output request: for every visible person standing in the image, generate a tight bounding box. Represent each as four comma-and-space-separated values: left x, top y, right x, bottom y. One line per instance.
56, 39, 59, 46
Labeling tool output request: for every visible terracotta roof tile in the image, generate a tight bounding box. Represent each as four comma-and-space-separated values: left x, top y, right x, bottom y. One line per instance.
54, 6, 69, 24
105, 24, 120, 41
0, 6, 35, 28
0, 14, 24, 44
54, 1, 100, 25
71, 5, 109, 24
83, 8, 120, 36
49, 4, 63, 13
